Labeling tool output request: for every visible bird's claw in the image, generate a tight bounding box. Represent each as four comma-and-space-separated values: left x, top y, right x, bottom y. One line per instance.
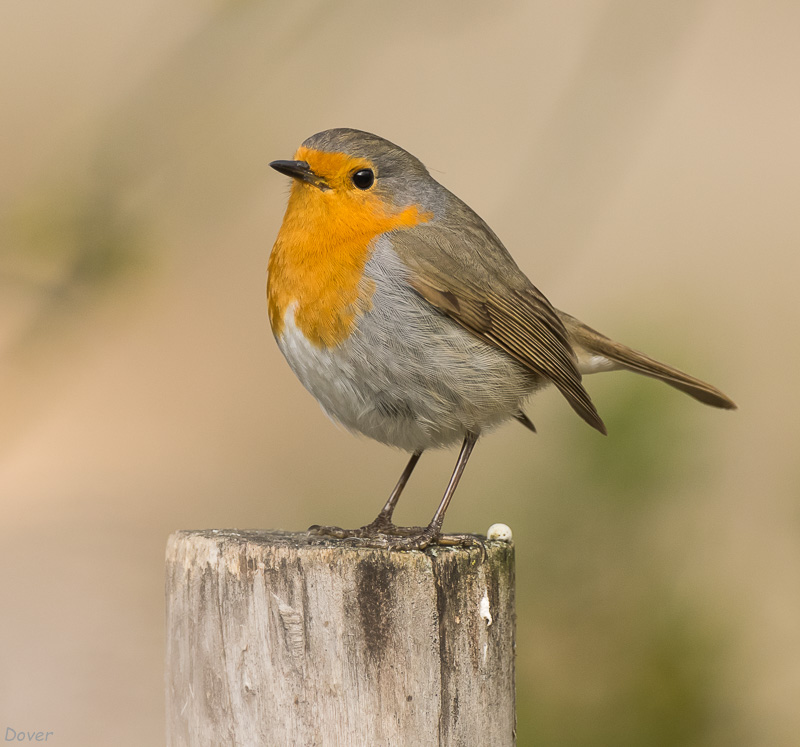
308, 523, 485, 555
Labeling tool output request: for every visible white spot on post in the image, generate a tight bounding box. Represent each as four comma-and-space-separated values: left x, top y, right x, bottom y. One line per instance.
479, 592, 492, 626
486, 523, 512, 542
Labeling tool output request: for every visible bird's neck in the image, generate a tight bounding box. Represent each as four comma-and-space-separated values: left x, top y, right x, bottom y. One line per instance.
268, 184, 429, 348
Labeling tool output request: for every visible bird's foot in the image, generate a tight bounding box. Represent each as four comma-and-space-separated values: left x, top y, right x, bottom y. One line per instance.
308, 516, 425, 540
308, 522, 484, 553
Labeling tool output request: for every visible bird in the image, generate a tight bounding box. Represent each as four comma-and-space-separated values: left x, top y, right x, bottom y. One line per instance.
267, 128, 735, 551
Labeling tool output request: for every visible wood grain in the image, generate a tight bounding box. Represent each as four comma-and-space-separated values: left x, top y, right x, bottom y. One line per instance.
165, 530, 515, 746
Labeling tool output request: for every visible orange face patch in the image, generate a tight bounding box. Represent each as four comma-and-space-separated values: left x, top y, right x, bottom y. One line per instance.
268, 147, 431, 347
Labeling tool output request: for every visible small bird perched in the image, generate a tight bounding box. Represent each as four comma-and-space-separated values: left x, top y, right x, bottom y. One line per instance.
267, 128, 735, 550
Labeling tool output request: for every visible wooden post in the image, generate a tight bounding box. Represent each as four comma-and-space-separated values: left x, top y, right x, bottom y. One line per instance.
165, 529, 515, 746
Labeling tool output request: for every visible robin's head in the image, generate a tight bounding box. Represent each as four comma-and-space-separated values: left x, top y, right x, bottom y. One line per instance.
270, 129, 443, 225
268, 130, 440, 346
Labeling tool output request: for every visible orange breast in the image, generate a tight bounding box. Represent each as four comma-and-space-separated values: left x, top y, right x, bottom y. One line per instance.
268, 165, 430, 348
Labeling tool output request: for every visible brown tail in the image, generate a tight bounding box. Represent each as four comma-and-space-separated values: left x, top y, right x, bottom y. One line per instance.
558, 312, 737, 410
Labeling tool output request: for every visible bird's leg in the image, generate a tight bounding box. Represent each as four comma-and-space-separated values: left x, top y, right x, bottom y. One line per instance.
395, 431, 481, 550
428, 432, 477, 531
308, 451, 423, 539
335, 432, 482, 551
359, 450, 424, 536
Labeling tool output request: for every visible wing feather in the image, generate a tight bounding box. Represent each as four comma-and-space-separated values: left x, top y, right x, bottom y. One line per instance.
391, 220, 606, 434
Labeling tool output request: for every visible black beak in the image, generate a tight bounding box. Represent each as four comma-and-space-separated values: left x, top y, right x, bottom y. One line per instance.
269, 160, 329, 190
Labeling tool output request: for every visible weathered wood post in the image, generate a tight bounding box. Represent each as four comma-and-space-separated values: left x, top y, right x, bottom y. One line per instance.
165, 529, 515, 746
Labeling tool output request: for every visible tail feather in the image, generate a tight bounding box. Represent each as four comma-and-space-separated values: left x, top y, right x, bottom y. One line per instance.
558, 311, 737, 410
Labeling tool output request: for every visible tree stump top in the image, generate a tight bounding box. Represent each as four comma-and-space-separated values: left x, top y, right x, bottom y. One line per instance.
166, 529, 516, 746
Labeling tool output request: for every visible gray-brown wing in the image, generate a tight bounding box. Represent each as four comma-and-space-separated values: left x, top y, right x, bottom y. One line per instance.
390, 222, 607, 434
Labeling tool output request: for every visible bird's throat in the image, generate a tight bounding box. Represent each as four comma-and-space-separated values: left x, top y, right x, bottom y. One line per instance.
268, 181, 430, 347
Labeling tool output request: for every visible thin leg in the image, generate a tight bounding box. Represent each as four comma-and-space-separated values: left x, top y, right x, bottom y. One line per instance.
308, 451, 423, 539
427, 431, 478, 535
372, 450, 423, 526
317, 432, 482, 552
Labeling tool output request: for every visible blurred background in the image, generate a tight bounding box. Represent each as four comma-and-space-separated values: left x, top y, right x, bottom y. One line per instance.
1, 1, 798, 745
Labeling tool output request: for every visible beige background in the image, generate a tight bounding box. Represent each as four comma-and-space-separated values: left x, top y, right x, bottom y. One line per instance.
1, 1, 798, 745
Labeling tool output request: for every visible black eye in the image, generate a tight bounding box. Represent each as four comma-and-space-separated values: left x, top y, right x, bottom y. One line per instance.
352, 168, 375, 190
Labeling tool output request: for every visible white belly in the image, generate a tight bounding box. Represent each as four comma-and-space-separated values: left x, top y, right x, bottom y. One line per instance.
275, 283, 538, 453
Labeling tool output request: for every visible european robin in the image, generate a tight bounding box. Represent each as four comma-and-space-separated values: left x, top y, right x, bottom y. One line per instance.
267, 128, 735, 550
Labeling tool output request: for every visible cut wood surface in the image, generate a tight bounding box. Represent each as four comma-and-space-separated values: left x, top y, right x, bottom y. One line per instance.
165, 529, 515, 746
